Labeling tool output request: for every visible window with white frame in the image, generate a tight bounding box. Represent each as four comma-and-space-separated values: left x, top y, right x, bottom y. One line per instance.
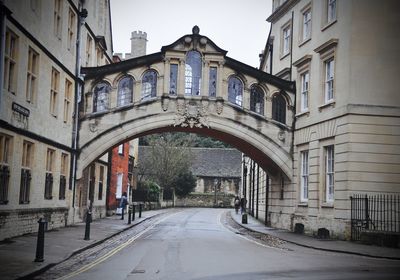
20, 141, 33, 204
45, 148, 55, 199
53, 0, 62, 38
50, 68, 60, 117
59, 153, 68, 200
327, 0, 336, 23
141, 70, 157, 100
0, 134, 12, 204
282, 24, 291, 56
300, 150, 309, 202
4, 29, 18, 94
325, 145, 334, 202
302, 9, 311, 41
118, 144, 124, 155
64, 79, 72, 123
228, 76, 243, 106
93, 82, 111, 112
324, 58, 334, 103
117, 76, 134, 106
300, 71, 309, 111
67, 8, 76, 51
185, 51, 202, 96
86, 35, 92, 66
26, 47, 39, 103
116, 173, 123, 199
169, 64, 178, 95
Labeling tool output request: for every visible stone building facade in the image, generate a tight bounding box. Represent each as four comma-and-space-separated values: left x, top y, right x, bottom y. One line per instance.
0, 0, 113, 240
246, 0, 400, 239
190, 148, 241, 196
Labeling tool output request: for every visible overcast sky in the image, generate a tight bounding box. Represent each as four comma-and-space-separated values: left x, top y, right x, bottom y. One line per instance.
110, 0, 272, 68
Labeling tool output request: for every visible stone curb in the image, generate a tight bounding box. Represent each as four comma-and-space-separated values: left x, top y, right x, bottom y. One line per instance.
16, 211, 167, 280
230, 212, 400, 261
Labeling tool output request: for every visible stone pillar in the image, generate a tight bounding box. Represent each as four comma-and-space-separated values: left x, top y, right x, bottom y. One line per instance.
163, 58, 170, 95
217, 61, 224, 99
178, 58, 185, 96
201, 60, 208, 97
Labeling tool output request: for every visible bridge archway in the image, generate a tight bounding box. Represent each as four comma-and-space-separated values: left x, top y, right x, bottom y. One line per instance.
78, 26, 295, 181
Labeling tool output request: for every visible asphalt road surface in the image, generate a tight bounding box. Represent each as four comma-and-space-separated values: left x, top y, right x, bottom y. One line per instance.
48, 208, 400, 280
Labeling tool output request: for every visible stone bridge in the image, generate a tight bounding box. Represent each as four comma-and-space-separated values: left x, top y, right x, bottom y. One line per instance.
78, 26, 295, 180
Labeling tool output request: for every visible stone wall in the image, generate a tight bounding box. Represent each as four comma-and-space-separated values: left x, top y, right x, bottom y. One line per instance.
0, 207, 68, 241
175, 193, 235, 208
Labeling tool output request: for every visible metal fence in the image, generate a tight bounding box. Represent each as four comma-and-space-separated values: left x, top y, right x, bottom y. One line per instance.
350, 194, 400, 241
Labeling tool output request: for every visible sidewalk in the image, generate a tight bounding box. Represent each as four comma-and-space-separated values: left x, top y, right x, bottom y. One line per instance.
230, 210, 400, 260
0, 209, 169, 280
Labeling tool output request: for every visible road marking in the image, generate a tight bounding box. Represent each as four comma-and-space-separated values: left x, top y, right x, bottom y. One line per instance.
57, 212, 180, 280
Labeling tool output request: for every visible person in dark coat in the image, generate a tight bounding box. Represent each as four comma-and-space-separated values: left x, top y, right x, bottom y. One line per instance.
240, 197, 247, 214
234, 196, 240, 214
120, 192, 128, 220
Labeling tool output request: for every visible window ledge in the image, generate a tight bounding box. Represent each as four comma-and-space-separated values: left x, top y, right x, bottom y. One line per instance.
321, 19, 337, 32
280, 52, 290, 60
318, 100, 335, 111
299, 38, 311, 48
295, 110, 310, 118
298, 202, 308, 207
321, 202, 334, 208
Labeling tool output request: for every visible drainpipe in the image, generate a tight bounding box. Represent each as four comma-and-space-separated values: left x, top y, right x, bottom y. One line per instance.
289, 11, 294, 80
70, 3, 87, 223
0, 1, 7, 107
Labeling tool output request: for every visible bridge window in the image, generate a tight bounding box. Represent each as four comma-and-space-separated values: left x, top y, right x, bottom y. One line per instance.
228, 76, 243, 106
185, 51, 202, 96
169, 64, 178, 95
141, 70, 157, 101
93, 82, 111, 112
209, 67, 217, 97
250, 85, 264, 115
272, 93, 286, 124
117, 76, 134, 107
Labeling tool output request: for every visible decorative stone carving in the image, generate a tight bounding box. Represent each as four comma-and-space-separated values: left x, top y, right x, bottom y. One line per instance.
174, 100, 210, 128
89, 122, 98, 132
278, 130, 286, 142
216, 100, 223, 115
161, 96, 170, 111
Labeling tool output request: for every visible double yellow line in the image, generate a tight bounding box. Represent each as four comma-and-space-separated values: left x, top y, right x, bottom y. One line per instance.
57, 212, 179, 280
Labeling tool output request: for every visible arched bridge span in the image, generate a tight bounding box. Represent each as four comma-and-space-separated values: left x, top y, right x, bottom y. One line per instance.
78, 27, 295, 180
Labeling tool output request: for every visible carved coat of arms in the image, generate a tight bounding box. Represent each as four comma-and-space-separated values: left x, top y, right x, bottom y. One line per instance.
174, 101, 210, 128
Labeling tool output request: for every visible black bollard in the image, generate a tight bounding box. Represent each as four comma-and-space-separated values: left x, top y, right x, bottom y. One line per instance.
139, 203, 142, 218
34, 218, 47, 262
132, 204, 136, 221
128, 205, 132, 224
84, 210, 92, 240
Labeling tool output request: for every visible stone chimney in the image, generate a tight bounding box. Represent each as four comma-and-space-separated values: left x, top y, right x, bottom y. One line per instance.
130, 30, 147, 58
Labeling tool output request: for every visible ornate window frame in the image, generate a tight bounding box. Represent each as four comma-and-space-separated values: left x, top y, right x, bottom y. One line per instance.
141, 70, 158, 101
228, 75, 243, 107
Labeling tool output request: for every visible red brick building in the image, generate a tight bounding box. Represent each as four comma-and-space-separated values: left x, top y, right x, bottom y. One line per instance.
107, 143, 131, 214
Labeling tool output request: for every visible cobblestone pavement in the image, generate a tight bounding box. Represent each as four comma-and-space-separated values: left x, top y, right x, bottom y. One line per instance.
32, 210, 181, 280
221, 211, 288, 250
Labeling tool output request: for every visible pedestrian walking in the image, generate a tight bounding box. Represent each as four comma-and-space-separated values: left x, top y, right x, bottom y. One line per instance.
234, 196, 240, 214
120, 192, 128, 220
240, 197, 247, 214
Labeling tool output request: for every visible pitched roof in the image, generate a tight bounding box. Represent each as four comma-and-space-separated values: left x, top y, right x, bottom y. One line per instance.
138, 146, 242, 178
189, 148, 242, 178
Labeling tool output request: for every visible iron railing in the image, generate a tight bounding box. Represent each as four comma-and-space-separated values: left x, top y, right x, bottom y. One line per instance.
350, 194, 400, 241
